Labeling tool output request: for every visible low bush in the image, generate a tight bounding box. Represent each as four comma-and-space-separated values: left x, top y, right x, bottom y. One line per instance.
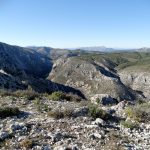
0, 89, 40, 100
33, 98, 51, 112
48, 110, 64, 119
0, 107, 20, 118
14, 90, 40, 100
103, 131, 129, 150
48, 108, 74, 119
0, 90, 13, 97
88, 104, 111, 120
125, 102, 150, 122
121, 120, 139, 130
48, 91, 82, 102
48, 91, 65, 101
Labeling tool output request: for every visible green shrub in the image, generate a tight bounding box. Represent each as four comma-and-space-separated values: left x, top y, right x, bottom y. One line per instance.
33, 98, 41, 105
125, 107, 134, 118
121, 120, 139, 130
0, 107, 20, 118
96, 98, 99, 104
33, 99, 51, 112
125, 102, 150, 122
88, 104, 110, 120
48, 91, 82, 102
49, 91, 65, 101
38, 104, 51, 112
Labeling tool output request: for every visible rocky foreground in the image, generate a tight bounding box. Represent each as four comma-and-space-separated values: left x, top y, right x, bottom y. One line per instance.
0, 91, 149, 150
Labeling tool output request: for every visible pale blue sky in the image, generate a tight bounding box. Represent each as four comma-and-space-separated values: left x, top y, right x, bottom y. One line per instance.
0, 0, 150, 48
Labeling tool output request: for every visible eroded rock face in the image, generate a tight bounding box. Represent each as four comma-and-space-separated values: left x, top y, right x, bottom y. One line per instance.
49, 57, 136, 101
0, 42, 52, 78
0, 43, 85, 97
119, 71, 150, 99
0, 72, 27, 90
0, 42, 53, 91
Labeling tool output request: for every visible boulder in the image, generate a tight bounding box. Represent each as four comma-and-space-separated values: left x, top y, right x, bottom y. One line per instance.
89, 133, 102, 139
92, 118, 105, 126
91, 94, 118, 105
9, 123, 27, 133
0, 131, 9, 141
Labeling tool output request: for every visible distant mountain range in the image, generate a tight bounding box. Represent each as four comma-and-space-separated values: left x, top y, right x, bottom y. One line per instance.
136, 47, 150, 52
68, 46, 150, 52
72, 46, 114, 52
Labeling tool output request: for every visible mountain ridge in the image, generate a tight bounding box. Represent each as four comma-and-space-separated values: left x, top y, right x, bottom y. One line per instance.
0, 42, 150, 100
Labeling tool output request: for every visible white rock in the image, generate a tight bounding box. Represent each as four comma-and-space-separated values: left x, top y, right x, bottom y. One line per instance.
53, 146, 65, 150
89, 132, 102, 140
84, 125, 98, 128
92, 118, 105, 126
18, 136, 26, 142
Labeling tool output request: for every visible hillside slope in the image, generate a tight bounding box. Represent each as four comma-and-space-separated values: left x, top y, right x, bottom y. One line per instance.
49, 52, 150, 100
0, 43, 85, 97
48, 56, 134, 100
0, 42, 52, 78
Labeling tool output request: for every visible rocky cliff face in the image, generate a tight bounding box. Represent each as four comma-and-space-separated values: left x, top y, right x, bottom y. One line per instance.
0, 72, 27, 90
0, 43, 85, 97
119, 71, 150, 99
0, 42, 52, 78
49, 56, 137, 101
0, 42, 53, 91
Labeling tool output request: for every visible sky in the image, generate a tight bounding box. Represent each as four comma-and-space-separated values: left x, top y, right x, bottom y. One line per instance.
0, 0, 150, 48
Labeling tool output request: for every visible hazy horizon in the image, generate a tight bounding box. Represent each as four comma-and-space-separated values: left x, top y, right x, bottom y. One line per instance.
1, 41, 149, 50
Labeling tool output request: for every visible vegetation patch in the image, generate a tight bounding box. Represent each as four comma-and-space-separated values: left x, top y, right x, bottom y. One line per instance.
125, 102, 150, 122
0, 90, 41, 100
33, 98, 51, 112
103, 131, 129, 150
0, 107, 20, 118
48, 108, 74, 119
48, 91, 65, 101
88, 104, 111, 120
48, 91, 82, 102
121, 120, 139, 130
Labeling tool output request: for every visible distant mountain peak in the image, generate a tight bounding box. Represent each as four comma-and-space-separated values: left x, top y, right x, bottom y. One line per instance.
73, 46, 114, 52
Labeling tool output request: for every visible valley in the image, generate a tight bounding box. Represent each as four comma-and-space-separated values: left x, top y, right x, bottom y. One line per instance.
0, 42, 150, 150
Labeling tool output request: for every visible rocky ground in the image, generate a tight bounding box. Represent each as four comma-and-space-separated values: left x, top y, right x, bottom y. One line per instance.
0, 93, 149, 150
